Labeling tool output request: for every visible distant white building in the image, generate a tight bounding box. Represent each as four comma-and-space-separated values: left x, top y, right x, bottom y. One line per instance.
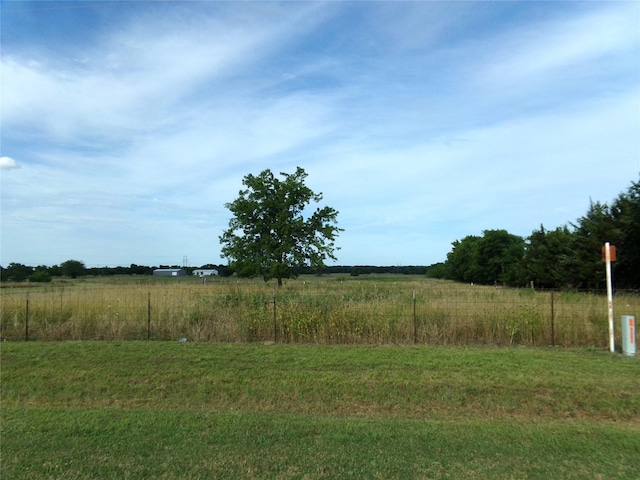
193, 269, 219, 277
153, 268, 186, 277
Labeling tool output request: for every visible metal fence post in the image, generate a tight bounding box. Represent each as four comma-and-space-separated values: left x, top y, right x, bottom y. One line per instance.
413, 291, 417, 344
550, 291, 555, 347
147, 291, 151, 340
25, 293, 30, 342
273, 292, 277, 343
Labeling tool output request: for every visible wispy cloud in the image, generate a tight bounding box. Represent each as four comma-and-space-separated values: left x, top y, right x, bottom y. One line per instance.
1, 1, 638, 267
481, 4, 638, 83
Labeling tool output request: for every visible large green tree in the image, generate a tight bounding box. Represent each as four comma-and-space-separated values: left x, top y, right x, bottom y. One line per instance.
445, 230, 524, 285
2, 263, 34, 282
611, 180, 640, 288
522, 225, 574, 289
445, 235, 480, 283
475, 230, 525, 285
569, 201, 622, 289
60, 259, 86, 278
220, 167, 342, 286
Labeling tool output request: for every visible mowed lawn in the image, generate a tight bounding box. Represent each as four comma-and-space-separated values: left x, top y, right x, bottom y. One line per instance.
2, 342, 639, 479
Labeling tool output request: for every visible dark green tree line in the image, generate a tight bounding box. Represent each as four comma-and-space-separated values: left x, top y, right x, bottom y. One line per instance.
440, 179, 640, 289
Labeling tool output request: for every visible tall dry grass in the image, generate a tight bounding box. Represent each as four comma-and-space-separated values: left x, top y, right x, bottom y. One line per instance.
1, 276, 637, 347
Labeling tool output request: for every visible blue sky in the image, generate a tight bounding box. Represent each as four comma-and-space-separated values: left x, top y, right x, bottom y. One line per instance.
1, 1, 639, 268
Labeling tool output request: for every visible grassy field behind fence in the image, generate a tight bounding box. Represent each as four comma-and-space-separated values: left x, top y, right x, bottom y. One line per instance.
2, 342, 639, 479
1, 275, 638, 347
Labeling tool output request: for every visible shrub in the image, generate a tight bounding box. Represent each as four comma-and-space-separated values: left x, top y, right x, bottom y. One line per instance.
28, 271, 52, 283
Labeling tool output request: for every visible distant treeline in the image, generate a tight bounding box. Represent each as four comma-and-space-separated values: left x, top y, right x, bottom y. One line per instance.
3, 179, 637, 289
427, 178, 640, 290
0, 262, 232, 283
0, 261, 427, 283
300, 265, 427, 276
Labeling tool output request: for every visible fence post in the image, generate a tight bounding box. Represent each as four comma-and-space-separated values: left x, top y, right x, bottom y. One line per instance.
273, 291, 277, 343
147, 291, 151, 340
550, 291, 555, 347
25, 293, 30, 342
413, 290, 417, 344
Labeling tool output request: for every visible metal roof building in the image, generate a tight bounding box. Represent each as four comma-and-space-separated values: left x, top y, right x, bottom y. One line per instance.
153, 268, 187, 277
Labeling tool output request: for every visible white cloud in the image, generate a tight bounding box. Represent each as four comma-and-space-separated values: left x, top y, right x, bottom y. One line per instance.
477, 3, 639, 94
0, 157, 20, 170
0, 2, 329, 146
1, 2, 638, 267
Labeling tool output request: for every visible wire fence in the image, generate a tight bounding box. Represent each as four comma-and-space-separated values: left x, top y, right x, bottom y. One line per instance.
1, 282, 638, 348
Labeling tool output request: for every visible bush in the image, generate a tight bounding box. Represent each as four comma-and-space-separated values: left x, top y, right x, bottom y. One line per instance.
29, 271, 52, 283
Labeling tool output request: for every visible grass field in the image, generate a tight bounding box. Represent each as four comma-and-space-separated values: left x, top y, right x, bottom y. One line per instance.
2, 342, 639, 479
2, 275, 638, 347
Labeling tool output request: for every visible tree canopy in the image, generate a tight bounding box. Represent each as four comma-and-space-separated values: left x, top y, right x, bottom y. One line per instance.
220, 167, 342, 286
440, 178, 640, 289
445, 230, 524, 285
60, 259, 86, 278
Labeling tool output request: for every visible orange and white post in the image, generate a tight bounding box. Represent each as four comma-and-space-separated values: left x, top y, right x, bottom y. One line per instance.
603, 242, 615, 353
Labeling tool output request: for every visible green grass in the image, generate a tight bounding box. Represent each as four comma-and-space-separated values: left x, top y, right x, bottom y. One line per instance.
2, 342, 640, 479
4, 408, 639, 479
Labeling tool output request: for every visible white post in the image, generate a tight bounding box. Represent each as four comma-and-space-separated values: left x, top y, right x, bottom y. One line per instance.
605, 242, 615, 353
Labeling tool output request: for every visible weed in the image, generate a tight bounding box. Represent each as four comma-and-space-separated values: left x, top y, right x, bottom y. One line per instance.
1, 277, 638, 347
